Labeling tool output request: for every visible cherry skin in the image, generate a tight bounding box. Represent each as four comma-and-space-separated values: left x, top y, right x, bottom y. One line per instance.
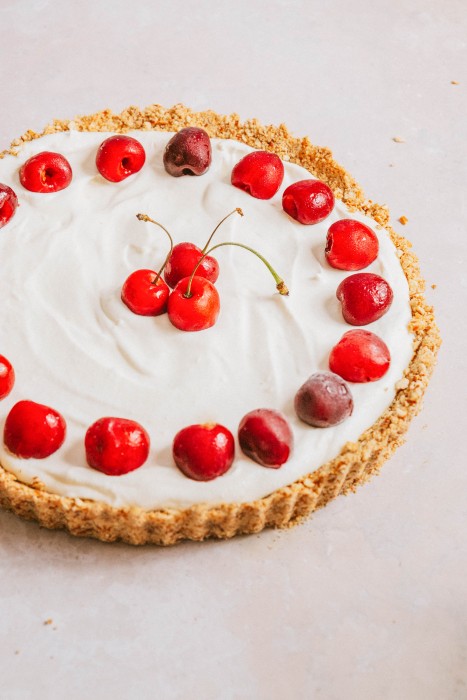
19, 151, 72, 193
294, 372, 354, 428
96, 135, 146, 182
337, 273, 394, 325
164, 242, 219, 289
238, 408, 292, 468
329, 330, 391, 382
85, 417, 150, 476
167, 276, 220, 331
163, 127, 212, 177
3, 400, 66, 458
282, 179, 334, 225
231, 151, 284, 200
0, 355, 15, 399
172, 423, 235, 481
325, 219, 379, 271
121, 269, 170, 316
0, 184, 18, 228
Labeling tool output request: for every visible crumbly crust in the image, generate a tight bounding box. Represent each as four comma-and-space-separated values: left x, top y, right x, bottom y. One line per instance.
0, 104, 441, 545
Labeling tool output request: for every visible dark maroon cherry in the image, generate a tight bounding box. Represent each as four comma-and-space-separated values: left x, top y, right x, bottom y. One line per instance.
294, 371, 354, 428
163, 127, 212, 177
238, 409, 292, 468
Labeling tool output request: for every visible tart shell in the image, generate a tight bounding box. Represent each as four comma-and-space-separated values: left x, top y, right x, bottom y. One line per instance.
0, 104, 440, 545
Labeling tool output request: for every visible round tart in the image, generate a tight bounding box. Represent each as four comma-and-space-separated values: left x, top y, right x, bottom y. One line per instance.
0, 104, 440, 545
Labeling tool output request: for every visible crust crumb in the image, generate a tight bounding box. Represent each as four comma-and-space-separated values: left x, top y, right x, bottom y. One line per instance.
398, 216, 408, 225
392, 136, 405, 143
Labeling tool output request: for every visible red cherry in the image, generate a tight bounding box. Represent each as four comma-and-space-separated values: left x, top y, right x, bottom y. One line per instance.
121, 269, 170, 316
238, 409, 292, 468
337, 273, 394, 325
19, 151, 72, 193
167, 276, 220, 332
282, 179, 334, 225
163, 127, 212, 177
4, 400, 66, 458
85, 417, 150, 476
0, 184, 18, 228
294, 372, 353, 428
96, 135, 146, 182
172, 423, 235, 481
231, 151, 284, 200
329, 330, 390, 382
164, 242, 219, 289
325, 219, 379, 270
0, 355, 15, 399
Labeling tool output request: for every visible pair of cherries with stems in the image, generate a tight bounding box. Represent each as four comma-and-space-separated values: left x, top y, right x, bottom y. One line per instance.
121, 207, 289, 332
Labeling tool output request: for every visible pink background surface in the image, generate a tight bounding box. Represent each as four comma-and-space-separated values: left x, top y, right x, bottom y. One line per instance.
0, 1, 465, 698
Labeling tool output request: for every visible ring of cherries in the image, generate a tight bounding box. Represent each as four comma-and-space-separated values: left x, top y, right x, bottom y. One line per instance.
0, 127, 395, 483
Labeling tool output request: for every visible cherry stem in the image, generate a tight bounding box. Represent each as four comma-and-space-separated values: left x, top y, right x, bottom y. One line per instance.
184, 242, 289, 298
201, 207, 244, 253
136, 213, 173, 283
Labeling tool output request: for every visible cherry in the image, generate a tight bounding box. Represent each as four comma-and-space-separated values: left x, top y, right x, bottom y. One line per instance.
337, 273, 394, 325
164, 242, 219, 289
121, 269, 170, 316
85, 417, 150, 476
164, 208, 242, 289
325, 219, 379, 270
19, 151, 72, 193
0, 184, 18, 228
238, 408, 292, 468
0, 355, 15, 399
172, 423, 235, 481
96, 135, 146, 182
329, 330, 391, 382
4, 400, 66, 458
168, 276, 220, 331
294, 372, 353, 428
163, 127, 211, 177
231, 151, 284, 200
282, 179, 334, 225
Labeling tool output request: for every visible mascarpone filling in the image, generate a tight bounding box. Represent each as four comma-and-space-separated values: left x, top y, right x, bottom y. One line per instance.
0, 130, 413, 509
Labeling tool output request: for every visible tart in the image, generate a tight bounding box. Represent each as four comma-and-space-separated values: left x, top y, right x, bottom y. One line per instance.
0, 104, 440, 545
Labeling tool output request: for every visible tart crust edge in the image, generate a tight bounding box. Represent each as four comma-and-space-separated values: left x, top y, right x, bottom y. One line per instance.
0, 104, 441, 545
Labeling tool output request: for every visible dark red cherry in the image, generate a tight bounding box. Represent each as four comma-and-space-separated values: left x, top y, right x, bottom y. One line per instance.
163, 127, 212, 177
294, 372, 353, 428
238, 408, 292, 467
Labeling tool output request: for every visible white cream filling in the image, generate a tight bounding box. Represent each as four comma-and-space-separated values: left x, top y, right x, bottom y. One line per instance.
0, 130, 413, 509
